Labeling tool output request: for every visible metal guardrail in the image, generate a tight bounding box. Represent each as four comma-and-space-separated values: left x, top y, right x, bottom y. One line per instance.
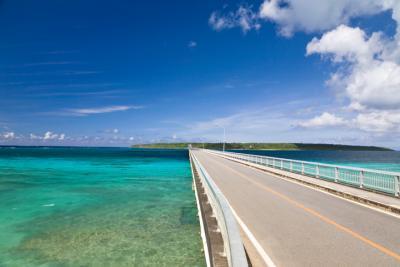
208, 150, 400, 197
190, 150, 248, 267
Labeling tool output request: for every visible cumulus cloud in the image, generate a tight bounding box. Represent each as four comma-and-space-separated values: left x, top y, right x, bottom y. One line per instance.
3, 132, 15, 139
209, 6, 261, 33
298, 112, 347, 128
210, 1, 399, 37
259, 1, 400, 130
44, 131, 59, 140
306, 25, 400, 110
306, 25, 381, 64
208, 0, 400, 138
66, 105, 142, 116
354, 111, 400, 133
259, 0, 395, 37
259, 0, 400, 135
305, 22, 400, 133
298, 110, 400, 134
37, 131, 67, 141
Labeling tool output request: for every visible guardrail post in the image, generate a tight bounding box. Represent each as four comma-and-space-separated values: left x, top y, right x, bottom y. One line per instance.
206, 148, 399, 197
360, 171, 364, 188
334, 167, 339, 182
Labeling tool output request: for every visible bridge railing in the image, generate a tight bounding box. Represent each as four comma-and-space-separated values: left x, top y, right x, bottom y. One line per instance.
208, 150, 400, 197
190, 150, 248, 267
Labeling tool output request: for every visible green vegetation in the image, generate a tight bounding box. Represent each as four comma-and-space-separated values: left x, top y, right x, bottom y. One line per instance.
132, 143, 392, 151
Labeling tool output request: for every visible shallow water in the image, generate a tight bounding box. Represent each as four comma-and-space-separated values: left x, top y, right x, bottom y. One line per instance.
0, 147, 205, 266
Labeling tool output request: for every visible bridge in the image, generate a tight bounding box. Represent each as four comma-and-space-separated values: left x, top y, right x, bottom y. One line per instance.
190, 149, 400, 267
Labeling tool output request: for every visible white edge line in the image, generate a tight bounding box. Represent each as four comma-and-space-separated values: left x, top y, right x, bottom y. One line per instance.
195, 150, 276, 267
229, 206, 276, 267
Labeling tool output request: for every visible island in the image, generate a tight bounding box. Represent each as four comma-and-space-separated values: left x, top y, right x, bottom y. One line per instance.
132, 143, 393, 151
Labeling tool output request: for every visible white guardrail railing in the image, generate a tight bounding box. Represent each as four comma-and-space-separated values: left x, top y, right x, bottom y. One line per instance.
208, 150, 400, 197
190, 150, 248, 267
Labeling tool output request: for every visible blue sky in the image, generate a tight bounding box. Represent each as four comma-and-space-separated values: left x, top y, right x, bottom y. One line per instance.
1, 1, 400, 148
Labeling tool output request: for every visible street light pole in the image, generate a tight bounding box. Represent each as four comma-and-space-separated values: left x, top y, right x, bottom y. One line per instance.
223, 127, 226, 152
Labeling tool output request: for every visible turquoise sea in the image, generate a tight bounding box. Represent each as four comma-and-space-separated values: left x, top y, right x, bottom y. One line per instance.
232, 150, 400, 172
0, 147, 205, 267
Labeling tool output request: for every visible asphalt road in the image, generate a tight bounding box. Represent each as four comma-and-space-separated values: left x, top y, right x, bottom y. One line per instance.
193, 150, 400, 267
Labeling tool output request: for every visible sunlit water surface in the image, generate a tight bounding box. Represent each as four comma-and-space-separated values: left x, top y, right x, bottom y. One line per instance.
0, 147, 205, 267
232, 150, 400, 172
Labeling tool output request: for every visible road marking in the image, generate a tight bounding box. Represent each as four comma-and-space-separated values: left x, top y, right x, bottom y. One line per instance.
208, 157, 400, 262
215, 153, 400, 219
230, 206, 276, 267
194, 152, 276, 267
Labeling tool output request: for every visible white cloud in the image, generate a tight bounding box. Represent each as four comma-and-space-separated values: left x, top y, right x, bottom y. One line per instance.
304, 21, 400, 133
209, 6, 261, 33
298, 110, 400, 135
3, 132, 15, 139
259, 0, 394, 37
306, 24, 400, 110
66, 105, 142, 116
44, 131, 59, 140
188, 41, 197, 48
209, 1, 399, 37
306, 25, 381, 64
354, 111, 400, 133
203, 0, 400, 143
298, 112, 347, 128
281, 0, 398, 135
39, 131, 66, 141
113, 128, 119, 134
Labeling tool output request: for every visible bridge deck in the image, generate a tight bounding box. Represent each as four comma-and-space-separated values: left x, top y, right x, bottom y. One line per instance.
192, 150, 400, 267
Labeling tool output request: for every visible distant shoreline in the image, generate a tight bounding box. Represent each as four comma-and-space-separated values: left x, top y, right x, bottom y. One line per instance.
132, 143, 393, 151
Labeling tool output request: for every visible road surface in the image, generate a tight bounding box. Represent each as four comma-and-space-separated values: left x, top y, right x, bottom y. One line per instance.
192, 150, 400, 267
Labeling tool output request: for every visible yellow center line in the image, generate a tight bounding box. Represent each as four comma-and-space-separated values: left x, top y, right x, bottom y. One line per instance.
207, 155, 400, 262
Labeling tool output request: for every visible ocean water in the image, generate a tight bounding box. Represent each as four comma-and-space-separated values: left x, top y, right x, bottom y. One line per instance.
0, 147, 205, 267
231, 150, 400, 172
